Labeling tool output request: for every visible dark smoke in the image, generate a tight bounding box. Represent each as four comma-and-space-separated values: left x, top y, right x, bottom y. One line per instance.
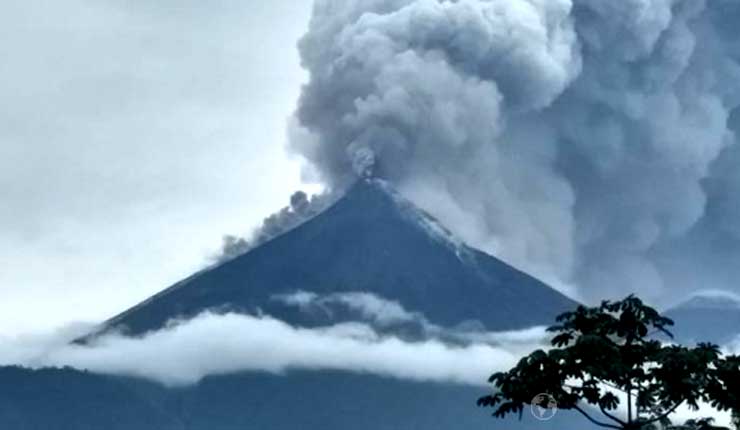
289, 0, 740, 305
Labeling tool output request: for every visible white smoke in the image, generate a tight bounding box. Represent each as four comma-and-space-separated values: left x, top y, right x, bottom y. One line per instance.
290, 0, 740, 304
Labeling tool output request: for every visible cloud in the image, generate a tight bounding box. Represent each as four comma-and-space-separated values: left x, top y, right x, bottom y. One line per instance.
1, 311, 543, 388
724, 335, 740, 355
0, 292, 553, 387
272, 291, 423, 326
290, 0, 740, 305
1, 291, 735, 426
0, 1, 316, 334
582, 379, 734, 428
685, 289, 740, 306
272, 290, 549, 348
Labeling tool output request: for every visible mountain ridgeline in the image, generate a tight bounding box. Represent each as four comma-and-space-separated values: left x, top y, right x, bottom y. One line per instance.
665, 293, 740, 345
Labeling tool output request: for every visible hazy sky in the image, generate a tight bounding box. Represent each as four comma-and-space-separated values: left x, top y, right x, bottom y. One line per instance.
5, 0, 740, 337
0, 1, 316, 335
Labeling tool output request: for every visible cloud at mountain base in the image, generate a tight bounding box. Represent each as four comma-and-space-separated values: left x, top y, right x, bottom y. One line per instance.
0, 290, 735, 425
0, 310, 548, 387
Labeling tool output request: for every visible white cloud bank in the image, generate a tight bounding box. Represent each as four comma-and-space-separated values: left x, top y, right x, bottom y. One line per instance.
0, 290, 735, 427
272, 290, 550, 347
0, 311, 546, 388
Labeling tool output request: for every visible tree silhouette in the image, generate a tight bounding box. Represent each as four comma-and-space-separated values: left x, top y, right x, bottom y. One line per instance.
478, 295, 740, 429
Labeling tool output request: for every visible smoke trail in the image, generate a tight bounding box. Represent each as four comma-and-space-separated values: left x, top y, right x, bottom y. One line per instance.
214, 189, 338, 263
290, 0, 740, 304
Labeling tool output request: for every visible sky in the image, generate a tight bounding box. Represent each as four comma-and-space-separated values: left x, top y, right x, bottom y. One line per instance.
0, 1, 317, 335
4, 0, 740, 336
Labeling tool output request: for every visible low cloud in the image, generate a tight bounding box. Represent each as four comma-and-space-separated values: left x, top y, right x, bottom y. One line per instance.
725, 335, 740, 355
1, 311, 545, 388
272, 291, 549, 348
272, 291, 424, 326
0, 318, 734, 429
0, 292, 550, 387
585, 380, 734, 428
0, 291, 735, 428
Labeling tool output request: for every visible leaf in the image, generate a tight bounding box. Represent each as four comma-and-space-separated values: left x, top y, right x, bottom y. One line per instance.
599, 392, 619, 410
551, 333, 574, 347
478, 294, 738, 428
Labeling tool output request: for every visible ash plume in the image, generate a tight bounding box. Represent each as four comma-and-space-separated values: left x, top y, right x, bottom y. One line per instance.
289, 0, 740, 304
215, 190, 338, 263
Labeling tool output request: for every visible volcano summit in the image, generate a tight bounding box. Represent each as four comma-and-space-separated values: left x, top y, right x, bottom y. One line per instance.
98, 179, 576, 338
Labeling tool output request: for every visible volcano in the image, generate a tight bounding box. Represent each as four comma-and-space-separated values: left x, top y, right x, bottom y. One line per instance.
665, 292, 740, 345
100, 179, 577, 337
8, 179, 585, 430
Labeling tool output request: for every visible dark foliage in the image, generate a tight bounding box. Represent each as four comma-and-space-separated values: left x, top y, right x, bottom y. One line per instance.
478, 295, 740, 429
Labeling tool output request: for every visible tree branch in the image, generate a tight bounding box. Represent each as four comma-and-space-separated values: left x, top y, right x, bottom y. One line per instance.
627, 379, 633, 424
599, 403, 627, 426
572, 404, 623, 429
591, 377, 628, 395
640, 402, 683, 427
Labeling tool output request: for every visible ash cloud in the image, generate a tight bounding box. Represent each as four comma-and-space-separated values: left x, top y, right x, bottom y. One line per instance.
215, 189, 338, 262
290, 0, 740, 304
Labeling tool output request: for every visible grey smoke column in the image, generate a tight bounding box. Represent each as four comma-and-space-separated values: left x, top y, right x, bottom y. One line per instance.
216, 190, 338, 263
290, 0, 740, 304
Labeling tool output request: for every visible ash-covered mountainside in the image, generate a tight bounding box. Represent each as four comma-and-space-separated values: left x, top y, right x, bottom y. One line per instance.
101, 179, 577, 336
